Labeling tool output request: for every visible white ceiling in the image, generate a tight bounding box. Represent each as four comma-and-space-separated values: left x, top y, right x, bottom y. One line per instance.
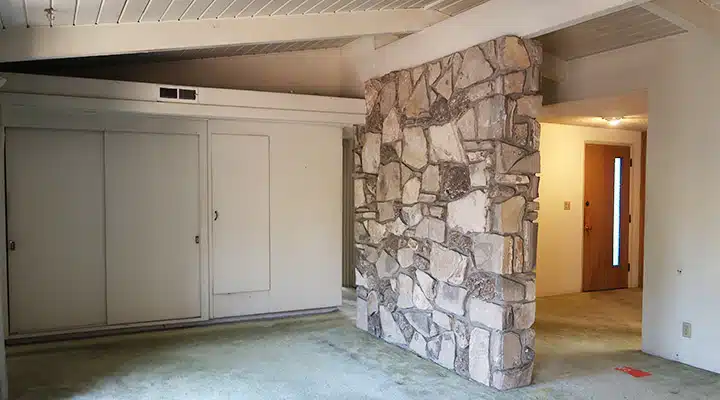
537, 5, 686, 61
540, 91, 648, 131
0, 0, 486, 28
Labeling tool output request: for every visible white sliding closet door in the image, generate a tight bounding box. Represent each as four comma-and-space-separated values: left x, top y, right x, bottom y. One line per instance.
212, 134, 270, 294
6, 128, 106, 333
105, 132, 201, 324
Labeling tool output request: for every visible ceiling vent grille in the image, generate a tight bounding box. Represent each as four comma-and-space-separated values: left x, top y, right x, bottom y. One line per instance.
157, 86, 198, 103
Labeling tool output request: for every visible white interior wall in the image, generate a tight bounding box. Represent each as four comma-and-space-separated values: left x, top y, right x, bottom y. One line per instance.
644, 32, 720, 373
61, 47, 364, 98
537, 123, 642, 297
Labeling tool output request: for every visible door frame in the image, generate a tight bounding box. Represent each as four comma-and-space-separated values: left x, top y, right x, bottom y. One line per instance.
579, 139, 643, 291
0, 105, 211, 339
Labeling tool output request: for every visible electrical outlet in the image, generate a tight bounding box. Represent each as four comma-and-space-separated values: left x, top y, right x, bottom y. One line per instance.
682, 322, 692, 338
564, 201, 571, 210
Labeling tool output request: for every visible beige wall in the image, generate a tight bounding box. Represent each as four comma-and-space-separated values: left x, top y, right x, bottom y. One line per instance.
536, 123, 642, 297
64, 47, 364, 98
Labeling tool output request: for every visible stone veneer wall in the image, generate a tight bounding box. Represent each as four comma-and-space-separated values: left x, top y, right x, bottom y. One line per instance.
353, 35, 541, 391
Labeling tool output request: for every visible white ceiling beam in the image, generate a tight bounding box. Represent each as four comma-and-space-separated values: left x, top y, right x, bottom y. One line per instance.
0, 9, 447, 63
641, 0, 720, 38
358, 0, 649, 80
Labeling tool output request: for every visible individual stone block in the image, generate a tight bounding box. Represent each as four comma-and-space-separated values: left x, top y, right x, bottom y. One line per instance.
498, 175, 531, 187
476, 95, 506, 140
398, 70, 412, 108
415, 217, 446, 243
376, 250, 399, 278
377, 162, 402, 201
367, 290, 379, 315
469, 162, 487, 187
497, 36, 531, 72
361, 132, 381, 174
456, 46, 494, 89
397, 247, 415, 269
357, 297, 368, 331
355, 221, 370, 243
354, 179, 366, 208
397, 274, 415, 309
402, 127, 428, 170
428, 62, 442, 85
496, 276, 526, 302
418, 194, 437, 203
435, 282, 468, 316
405, 78, 430, 118
495, 142, 525, 173
421, 165, 440, 193
405, 311, 433, 338
356, 269, 368, 289
493, 196, 526, 234
413, 283, 433, 310
402, 177, 421, 204
380, 306, 407, 345
446, 230, 474, 256
428, 123, 466, 163
379, 79, 397, 118
433, 310, 452, 330
430, 243, 468, 285
466, 81, 496, 102
513, 237, 525, 273
410, 332, 428, 357
520, 328, 536, 364
429, 206, 444, 218
455, 108, 476, 140
491, 331, 523, 370
513, 302, 536, 329
503, 71, 525, 94
365, 80, 380, 114
492, 364, 533, 391
453, 319, 471, 349
416, 269, 436, 299
433, 68, 453, 100
516, 95, 542, 118
440, 164, 471, 201
401, 204, 424, 227
473, 233, 512, 274
386, 217, 408, 236
365, 220, 387, 244
429, 332, 456, 369
455, 346, 470, 378
512, 123, 529, 147
468, 298, 510, 330
509, 152, 540, 174
447, 190, 488, 234
377, 201, 396, 222
469, 328, 491, 385
382, 108, 402, 143
412, 66, 425, 83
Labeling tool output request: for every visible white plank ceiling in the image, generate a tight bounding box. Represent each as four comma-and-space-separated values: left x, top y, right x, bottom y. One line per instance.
0, 0, 486, 28
537, 5, 686, 61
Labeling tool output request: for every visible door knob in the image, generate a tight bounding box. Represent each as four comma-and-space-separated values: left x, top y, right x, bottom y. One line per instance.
8, 241, 15, 251
584, 225, 592, 232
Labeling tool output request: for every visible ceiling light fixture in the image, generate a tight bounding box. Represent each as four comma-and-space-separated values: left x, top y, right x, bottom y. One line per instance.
603, 117, 623, 126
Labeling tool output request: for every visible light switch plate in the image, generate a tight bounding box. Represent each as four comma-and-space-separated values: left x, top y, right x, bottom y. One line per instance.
682, 322, 692, 338
564, 201, 571, 210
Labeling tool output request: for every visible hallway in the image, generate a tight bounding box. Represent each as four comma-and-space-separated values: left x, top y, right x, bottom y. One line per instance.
6, 289, 718, 399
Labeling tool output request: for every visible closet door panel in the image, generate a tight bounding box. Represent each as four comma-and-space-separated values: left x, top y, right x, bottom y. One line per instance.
105, 132, 201, 325
211, 134, 270, 295
6, 128, 106, 333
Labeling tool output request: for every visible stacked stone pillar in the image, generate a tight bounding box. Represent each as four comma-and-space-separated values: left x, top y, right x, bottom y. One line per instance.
353, 35, 541, 390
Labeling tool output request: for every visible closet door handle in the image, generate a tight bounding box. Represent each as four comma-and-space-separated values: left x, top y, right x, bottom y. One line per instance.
8, 241, 15, 251
214, 210, 219, 221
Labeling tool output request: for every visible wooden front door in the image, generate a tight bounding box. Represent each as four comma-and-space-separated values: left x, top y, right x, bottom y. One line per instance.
583, 144, 631, 292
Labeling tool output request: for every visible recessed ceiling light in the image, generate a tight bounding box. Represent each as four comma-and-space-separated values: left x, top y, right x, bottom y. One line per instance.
603, 117, 623, 126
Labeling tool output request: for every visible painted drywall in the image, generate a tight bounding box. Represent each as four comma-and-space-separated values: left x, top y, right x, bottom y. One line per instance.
58, 47, 364, 98
537, 123, 642, 297
211, 120, 342, 318
643, 32, 720, 373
